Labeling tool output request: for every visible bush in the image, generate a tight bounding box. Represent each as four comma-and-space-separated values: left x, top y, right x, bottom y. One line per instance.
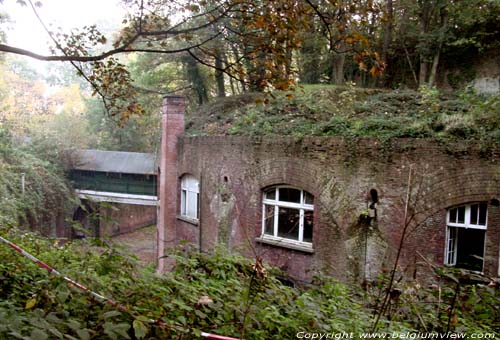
0, 227, 497, 339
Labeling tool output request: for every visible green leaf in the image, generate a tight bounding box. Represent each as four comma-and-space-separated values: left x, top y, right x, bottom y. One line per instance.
135, 315, 151, 323
56, 291, 69, 304
133, 320, 148, 339
76, 329, 90, 340
176, 315, 187, 326
102, 310, 122, 319
29, 329, 49, 340
195, 310, 207, 319
113, 323, 131, 339
66, 320, 82, 332
47, 327, 63, 339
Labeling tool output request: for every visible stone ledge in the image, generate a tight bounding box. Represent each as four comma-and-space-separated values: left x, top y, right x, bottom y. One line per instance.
255, 235, 314, 254
177, 215, 199, 226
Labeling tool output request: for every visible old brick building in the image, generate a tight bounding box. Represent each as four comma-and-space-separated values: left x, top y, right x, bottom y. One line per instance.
158, 96, 500, 283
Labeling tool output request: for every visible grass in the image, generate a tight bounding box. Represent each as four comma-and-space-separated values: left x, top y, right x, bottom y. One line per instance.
185, 84, 500, 144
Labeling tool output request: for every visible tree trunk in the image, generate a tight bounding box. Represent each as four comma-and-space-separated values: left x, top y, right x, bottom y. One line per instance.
418, 0, 433, 86
419, 61, 428, 86
214, 47, 226, 98
382, 0, 393, 60
183, 55, 209, 105
429, 7, 448, 87
329, 40, 346, 85
380, 0, 393, 86
231, 44, 247, 92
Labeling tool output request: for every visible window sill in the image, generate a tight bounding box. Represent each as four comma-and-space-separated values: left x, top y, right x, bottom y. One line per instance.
255, 235, 314, 254
177, 215, 199, 226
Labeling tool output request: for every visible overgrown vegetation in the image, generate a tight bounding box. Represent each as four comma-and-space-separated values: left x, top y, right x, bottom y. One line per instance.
0, 127, 73, 230
186, 85, 500, 144
0, 228, 498, 339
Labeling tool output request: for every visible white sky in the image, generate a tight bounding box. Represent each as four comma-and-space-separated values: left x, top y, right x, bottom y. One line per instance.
2, 0, 126, 71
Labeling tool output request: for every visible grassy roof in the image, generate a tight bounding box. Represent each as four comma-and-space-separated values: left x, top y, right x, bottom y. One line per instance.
186, 84, 500, 143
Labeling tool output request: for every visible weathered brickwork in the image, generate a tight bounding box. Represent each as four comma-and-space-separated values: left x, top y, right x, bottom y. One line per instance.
158, 97, 500, 282
99, 203, 157, 236
169, 136, 500, 282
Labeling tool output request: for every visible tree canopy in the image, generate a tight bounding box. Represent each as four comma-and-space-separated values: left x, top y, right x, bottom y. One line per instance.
0, 0, 498, 122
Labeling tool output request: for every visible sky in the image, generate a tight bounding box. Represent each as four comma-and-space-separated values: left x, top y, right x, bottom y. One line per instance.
2, 0, 126, 71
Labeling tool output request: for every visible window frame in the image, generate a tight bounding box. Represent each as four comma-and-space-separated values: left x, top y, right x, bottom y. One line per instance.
260, 186, 314, 250
180, 175, 199, 221
444, 203, 487, 271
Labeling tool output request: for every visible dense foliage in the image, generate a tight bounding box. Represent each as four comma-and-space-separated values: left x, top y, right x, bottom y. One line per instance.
0, 127, 73, 230
0, 228, 498, 339
187, 84, 500, 144
1, 0, 499, 119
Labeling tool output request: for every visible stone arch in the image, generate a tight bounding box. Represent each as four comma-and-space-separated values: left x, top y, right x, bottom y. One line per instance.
414, 169, 500, 223
72, 200, 99, 238
253, 157, 349, 279
399, 168, 500, 277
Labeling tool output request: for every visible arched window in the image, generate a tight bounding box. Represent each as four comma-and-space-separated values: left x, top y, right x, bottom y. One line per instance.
180, 175, 199, 220
261, 186, 314, 246
445, 203, 487, 272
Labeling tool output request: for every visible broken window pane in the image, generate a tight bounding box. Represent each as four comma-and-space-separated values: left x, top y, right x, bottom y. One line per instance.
277, 207, 299, 240
455, 228, 485, 272
304, 191, 314, 205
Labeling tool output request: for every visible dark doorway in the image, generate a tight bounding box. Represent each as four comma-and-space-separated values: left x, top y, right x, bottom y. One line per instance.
455, 228, 485, 272
72, 202, 99, 238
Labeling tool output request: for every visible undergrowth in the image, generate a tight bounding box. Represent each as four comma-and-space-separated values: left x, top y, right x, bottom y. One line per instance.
0, 127, 73, 229
0, 227, 498, 339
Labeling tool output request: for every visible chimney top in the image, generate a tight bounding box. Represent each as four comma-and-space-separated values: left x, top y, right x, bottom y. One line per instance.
162, 96, 185, 115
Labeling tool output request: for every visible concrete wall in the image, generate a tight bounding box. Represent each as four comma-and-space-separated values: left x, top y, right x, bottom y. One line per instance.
170, 136, 500, 283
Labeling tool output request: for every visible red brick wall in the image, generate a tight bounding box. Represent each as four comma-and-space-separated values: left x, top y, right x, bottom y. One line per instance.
172, 136, 500, 282
99, 203, 157, 236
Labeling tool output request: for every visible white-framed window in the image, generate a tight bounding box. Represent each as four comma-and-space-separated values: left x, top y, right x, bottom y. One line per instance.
445, 203, 487, 272
180, 175, 199, 220
261, 186, 314, 248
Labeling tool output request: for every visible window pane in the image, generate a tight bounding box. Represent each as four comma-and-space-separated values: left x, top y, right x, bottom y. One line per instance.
264, 204, 274, 235
181, 190, 187, 215
447, 227, 457, 265
303, 210, 314, 243
304, 191, 314, 205
470, 204, 478, 225
277, 207, 299, 240
449, 208, 457, 223
279, 188, 301, 203
457, 206, 465, 224
182, 175, 199, 191
265, 189, 276, 200
187, 192, 198, 218
478, 203, 487, 226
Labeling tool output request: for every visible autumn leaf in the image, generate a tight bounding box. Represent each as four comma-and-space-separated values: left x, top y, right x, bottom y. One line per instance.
25, 297, 37, 309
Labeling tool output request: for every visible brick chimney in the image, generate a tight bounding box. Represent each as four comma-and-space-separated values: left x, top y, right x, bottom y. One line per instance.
157, 96, 185, 272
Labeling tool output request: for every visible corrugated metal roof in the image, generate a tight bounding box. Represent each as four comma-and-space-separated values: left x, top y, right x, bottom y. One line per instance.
71, 150, 157, 175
